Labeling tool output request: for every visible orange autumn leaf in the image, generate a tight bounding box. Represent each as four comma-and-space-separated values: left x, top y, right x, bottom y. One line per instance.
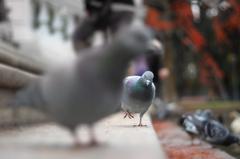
146, 7, 173, 31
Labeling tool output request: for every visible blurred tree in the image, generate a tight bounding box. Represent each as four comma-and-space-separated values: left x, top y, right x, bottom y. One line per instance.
145, 0, 177, 102
145, 0, 240, 100
31, 0, 41, 29
60, 14, 69, 40
46, 3, 55, 34
0, 0, 8, 22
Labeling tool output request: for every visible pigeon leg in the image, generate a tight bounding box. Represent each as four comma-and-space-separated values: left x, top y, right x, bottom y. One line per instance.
127, 111, 134, 118
123, 112, 128, 118
123, 111, 134, 119
88, 125, 99, 147
70, 127, 84, 148
192, 138, 201, 145
188, 134, 194, 146
137, 113, 147, 127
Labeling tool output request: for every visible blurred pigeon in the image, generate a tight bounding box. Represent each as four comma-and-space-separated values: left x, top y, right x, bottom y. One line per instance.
154, 98, 181, 120
230, 110, 240, 134
203, 119, 240, 146
121, 71, 155, 126
195, 109, 214, 120
180, 109, 240, 146
179, 112, 204, 144
180, 109, 222, 132
180, 110, 212, 135
180, 114, 198, 135
179, 109, 218, 145
10, 23, 154, 145
194, 109, 224, 124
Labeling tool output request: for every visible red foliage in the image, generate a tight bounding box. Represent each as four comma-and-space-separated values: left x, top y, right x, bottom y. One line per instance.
171, 0, 193, 19
227, 0, 240, 30
212, 19, 228, 44
199, 53, 224, 85
170, 1, 206, 50
185, 26, 206, 50
145, 7, 173, 31
145, 0, 238, 86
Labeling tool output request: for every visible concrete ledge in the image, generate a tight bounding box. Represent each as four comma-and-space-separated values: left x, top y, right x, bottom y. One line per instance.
0, 89, 47, 126
0, 89, 15, 106
0, 42, 45, 74
0, 113, 166, 159
0, 64, 37, 89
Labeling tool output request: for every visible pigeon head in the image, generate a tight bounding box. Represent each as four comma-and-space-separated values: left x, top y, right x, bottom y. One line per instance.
114, 22, 154, 58
179, 115, 186, 126
142, 71, 154, 82
141, 71, 154, 87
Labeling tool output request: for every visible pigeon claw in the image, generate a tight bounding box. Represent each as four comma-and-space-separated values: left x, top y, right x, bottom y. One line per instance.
123, 111, 134, 119
136, 123, 147, 127
123, 113, 128, 118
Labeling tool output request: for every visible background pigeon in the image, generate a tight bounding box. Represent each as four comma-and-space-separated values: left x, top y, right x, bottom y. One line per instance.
203, 119, 240, 146
230, 110, 240, 134
10, 22, 154, 145
179, 109, 219, 145
153, 98, 181, 120
180, 109, 240, 146
179, 110, 211, 135
121, 71, 155, 126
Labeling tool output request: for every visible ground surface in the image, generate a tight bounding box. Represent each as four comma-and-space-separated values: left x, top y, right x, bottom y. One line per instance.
0, 113, 166, 159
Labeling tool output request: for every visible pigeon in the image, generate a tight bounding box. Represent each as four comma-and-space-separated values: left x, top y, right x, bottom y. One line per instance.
179, 113, 200, 135
179, 109, 218, 145
230, 110, 240, 134
179, 110, 211, 135
195, 109, 214, 120
179, 112, 205, 145
121, 71, 155, 126
202, 119, 240, 146
180, 109, 240, 146
10, 22, 154, 145
180, 109, 221, 134
154, 98, 181, 120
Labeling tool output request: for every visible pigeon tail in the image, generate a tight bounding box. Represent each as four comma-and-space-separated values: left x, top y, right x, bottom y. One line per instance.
224, 134, 240, 146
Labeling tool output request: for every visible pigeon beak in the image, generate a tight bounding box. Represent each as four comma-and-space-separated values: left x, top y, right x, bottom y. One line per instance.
146, 80, 151, 86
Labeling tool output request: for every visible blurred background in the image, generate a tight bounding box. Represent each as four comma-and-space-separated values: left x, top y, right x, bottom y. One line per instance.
0, 0, 239, 124
0, 0, 239, 157
2, 0, 240, 100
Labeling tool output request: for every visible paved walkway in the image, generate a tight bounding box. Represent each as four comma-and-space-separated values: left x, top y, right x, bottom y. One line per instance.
0, 113, 166, 159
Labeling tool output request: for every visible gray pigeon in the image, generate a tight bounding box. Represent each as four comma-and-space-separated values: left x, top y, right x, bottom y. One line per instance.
10, 23, 154, 145
121, 71, 155, 126
203, 119, 240, 146
180, 110, 240, 146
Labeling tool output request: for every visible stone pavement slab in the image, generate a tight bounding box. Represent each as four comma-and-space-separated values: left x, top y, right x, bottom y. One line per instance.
0, 113, 166, 159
